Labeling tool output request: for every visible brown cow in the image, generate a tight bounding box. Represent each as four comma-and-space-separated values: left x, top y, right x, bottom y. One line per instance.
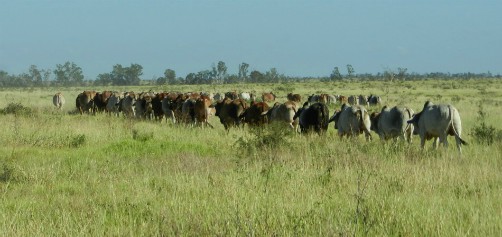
194, 95, 214, 128
162, 92, 180, 124
172, 93, 189, 124
319, 94, 329, 104
225, 91, 239, 100
262, 92, 276, 102
214, 98, 249, 130
338, 95, 348, 104
348, 95, 358, 105
287, 93, 302, 103
136, 92, 154, 120
76, 90, 96, 115
152, 92, 166, 121
187, 92, 201, 100
93, 91, 113, 114
239, 101, 270, 127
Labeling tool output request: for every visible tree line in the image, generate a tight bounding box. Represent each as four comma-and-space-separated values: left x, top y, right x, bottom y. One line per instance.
0, 61, 499, 87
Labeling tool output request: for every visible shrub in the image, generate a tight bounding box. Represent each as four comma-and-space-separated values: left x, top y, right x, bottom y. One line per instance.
0, 156, 25, 183
69, 134, 86, 148
0, 103, 33, 116
235, 123, 293, 157
132, 129, 153, 142
471, 104, 501, 145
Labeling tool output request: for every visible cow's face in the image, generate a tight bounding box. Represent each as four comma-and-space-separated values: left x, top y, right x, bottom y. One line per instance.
369, 112, 380, 132
214, 101, 224, 117
329, 111, 341, 129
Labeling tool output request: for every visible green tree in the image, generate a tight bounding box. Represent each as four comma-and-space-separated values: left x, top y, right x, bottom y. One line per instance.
397, 67, 407, 81
125, 63, 143, 85
238, 62, 249, 82
330, 67, 342, 81
196, 70, 213, 84
110, 64, 143, 85
156, 76, 167, 85
53, 61, 84, 86
185, 73, 196, 84
265, 68, 280, 83
95, 73, 113, 86
164, 69, 176, 84
249, 70, 264, 83
346, 64, 355, 79
225, 75, 239, 84
0, 70, 9, 87
216, 61, 227, 84
42, 69, 51, 86
29, 65, 43, 86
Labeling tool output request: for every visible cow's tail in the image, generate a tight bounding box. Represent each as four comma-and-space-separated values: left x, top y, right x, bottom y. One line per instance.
403, 107, 413, 132
448, 105, 467, 145
359, 108, 372, 141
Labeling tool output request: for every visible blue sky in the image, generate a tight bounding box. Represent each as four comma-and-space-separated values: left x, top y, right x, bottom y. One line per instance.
1, 0, 501, 79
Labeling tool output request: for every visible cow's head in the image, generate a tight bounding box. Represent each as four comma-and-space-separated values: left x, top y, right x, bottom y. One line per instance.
407, 111, 422, 134
329, 110, 341, 129
369, 112, 380, 132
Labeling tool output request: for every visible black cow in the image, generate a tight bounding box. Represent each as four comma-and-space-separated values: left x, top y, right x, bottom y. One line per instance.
293, 102, 330, 135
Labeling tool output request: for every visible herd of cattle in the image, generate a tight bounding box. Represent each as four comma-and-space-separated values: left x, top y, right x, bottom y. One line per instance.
52, 90, 468, 152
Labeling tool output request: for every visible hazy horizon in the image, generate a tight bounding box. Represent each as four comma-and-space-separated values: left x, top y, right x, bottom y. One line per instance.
1, 1, 501, 79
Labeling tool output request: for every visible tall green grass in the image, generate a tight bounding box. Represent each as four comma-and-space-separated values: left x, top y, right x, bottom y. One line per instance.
0, 80, 501, 236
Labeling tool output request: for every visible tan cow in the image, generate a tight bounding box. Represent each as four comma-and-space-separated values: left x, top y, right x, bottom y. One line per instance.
287, 93, 302, 103
53, 92, 65, 110
262, 92, 276, 102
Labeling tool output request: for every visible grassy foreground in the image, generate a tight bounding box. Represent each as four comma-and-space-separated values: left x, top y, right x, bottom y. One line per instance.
0, 79, 501, 236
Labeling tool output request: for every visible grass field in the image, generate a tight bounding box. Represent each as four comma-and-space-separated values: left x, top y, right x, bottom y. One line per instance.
0, 79, 501, 236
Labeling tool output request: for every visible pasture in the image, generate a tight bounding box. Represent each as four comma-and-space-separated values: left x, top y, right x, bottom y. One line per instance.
0, 79, 501, 236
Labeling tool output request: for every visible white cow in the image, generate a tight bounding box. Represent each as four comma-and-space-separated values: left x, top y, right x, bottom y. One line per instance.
106, 92, 122, 116
53, 92, 65, 110
407, 101, 467, 153
329, 104, 372, 141
262, 101, 299, 132
370, 106, 414, 142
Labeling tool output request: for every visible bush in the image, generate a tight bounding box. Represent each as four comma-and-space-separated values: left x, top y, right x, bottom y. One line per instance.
70, 134, 86, 148
235, 123, 294, 157
0, 103, 33, 116
132, 129, 153, 142
0, 157, 25, 183
471, 104, 501, 145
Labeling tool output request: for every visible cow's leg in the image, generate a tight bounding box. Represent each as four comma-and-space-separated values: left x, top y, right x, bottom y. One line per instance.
432, 137, 439, 149
365, 130, 372, 141
455, 136, 463, 153
440, 134, 449, 148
